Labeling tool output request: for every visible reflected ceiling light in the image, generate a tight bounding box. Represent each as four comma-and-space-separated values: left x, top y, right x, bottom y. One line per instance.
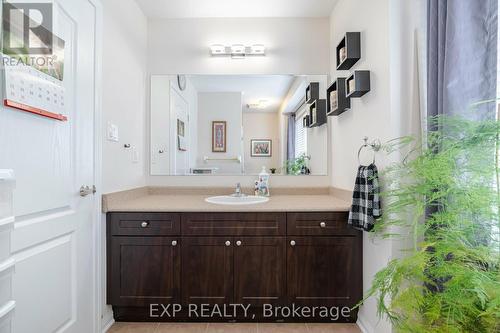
258, 99, 269, 108
247, 99, 269, 109
209, 44, 266, 58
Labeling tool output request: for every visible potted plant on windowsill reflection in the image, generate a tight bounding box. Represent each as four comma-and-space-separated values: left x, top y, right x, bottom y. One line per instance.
360, 111, 500, 333
285, 154, 311, 175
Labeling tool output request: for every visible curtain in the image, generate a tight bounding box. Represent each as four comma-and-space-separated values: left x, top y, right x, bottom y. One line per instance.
427, 0, 498, 122
286, 114, 296, 161
425, 0, 498, 292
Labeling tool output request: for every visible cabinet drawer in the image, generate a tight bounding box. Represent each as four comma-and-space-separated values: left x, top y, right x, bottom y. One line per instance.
182, 213, 286, 236
287, 212, 357, 236
109, 212, 180, 236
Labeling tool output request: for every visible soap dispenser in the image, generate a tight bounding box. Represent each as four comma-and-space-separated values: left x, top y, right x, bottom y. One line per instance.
258, 166, 270, 197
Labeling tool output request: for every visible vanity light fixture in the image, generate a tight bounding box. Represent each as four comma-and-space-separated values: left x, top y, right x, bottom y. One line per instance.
247, 99, 269, 109
209, 44, 226, 55
250, 44, 265, 55
209, 44, 266, 58
230, 44, 246, 58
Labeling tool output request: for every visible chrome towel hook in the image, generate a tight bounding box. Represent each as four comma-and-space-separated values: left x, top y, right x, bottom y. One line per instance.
357, 136, 381, 165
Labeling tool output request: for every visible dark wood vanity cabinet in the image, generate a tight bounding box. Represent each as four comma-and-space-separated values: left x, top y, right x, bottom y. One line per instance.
180, 236, 287, 307
286, 237, 362, 308
109, 236, 181, 306
107, 211, 362, 322
181, 237, 234, 305
180, 212, 287, 307
286, 212, 362, 308
233, 237, 286, 306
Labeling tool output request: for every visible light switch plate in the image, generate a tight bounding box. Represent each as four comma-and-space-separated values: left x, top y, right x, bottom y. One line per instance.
107, 122, 119, 142
132, 148, 139, 163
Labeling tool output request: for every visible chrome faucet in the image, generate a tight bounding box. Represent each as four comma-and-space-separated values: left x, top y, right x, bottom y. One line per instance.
232, 183, 244, 197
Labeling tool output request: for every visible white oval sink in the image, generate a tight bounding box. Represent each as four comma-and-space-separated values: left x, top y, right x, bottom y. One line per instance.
205, 195, 269, 205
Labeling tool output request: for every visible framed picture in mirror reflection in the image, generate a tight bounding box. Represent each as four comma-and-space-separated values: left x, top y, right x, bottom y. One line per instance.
212, 121, 226, 152
251, 139, 272, 157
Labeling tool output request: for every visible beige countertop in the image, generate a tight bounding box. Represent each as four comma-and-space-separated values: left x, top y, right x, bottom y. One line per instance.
102, 187, 352, 213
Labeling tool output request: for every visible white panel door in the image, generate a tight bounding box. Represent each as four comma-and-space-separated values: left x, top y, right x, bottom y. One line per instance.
0, 1, 99, 332
170, 88, 189, 175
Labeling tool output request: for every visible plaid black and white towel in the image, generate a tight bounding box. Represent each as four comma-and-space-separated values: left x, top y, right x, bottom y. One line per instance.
348, 164, 382, 231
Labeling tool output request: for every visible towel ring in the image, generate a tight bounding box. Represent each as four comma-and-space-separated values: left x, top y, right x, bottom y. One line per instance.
357, 137, 381, 165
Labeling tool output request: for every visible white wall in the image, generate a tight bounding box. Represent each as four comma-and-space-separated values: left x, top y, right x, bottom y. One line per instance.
147, 17, 332, 187
102, 0, 148, 193
243, 112, 281, 174
196, 92, 243, 174
101, 0, 148, 329
330, 2, 392, 332
150, 76, 171, 175
329, 1, 424, 332
148, 18, 330, 75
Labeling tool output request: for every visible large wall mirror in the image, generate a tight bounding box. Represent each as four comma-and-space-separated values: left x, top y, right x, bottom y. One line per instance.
150, 75, 329, 176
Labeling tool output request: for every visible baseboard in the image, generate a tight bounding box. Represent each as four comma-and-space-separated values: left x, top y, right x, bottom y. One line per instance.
101, 317, 115, 333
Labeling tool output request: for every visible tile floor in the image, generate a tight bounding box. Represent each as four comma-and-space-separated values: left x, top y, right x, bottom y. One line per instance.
108, 322, 362, 333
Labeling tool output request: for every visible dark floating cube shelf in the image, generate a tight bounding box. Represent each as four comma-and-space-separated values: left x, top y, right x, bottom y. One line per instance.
327, 78, 351, 116
336, 32, 361, 70
305, 82, 320, 104
308, 99, 327, 127
346, 71, 371, 98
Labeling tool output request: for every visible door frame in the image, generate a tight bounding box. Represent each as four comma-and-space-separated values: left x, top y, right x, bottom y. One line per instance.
169, 85, 190, 175
85, 0, 103, 332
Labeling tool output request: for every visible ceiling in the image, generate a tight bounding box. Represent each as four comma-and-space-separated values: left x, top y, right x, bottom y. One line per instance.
189, 75, 295, 113
135, 0, 338, 18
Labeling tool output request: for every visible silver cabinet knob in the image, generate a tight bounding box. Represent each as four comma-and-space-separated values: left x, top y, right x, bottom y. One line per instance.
236, 240, 242, 246
141, 221, 149, 228
171, 240, 177, 246
225, 240, 231, 246
320, 222, 326, 228
290, 240, 296, 247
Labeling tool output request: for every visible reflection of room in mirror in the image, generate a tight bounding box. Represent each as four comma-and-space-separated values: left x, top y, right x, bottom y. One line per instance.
150, 75, 329, 176
251, 140, 272, 157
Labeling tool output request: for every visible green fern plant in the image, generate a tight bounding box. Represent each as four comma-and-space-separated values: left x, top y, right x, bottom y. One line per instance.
363, 113, 500, 333
284, 153, 310, 175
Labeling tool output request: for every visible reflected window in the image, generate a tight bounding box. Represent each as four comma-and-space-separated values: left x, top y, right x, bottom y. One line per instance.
294, 106, 307, 158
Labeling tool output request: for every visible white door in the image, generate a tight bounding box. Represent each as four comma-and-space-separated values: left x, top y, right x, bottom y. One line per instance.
0, 1, 99, 333
171, 88, 189, 175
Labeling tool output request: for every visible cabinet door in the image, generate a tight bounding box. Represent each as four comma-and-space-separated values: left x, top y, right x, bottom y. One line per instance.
181, 237, 233, 305
234, 237, 286, 306
109, 237, 180, 306
287, 237, 362, 308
